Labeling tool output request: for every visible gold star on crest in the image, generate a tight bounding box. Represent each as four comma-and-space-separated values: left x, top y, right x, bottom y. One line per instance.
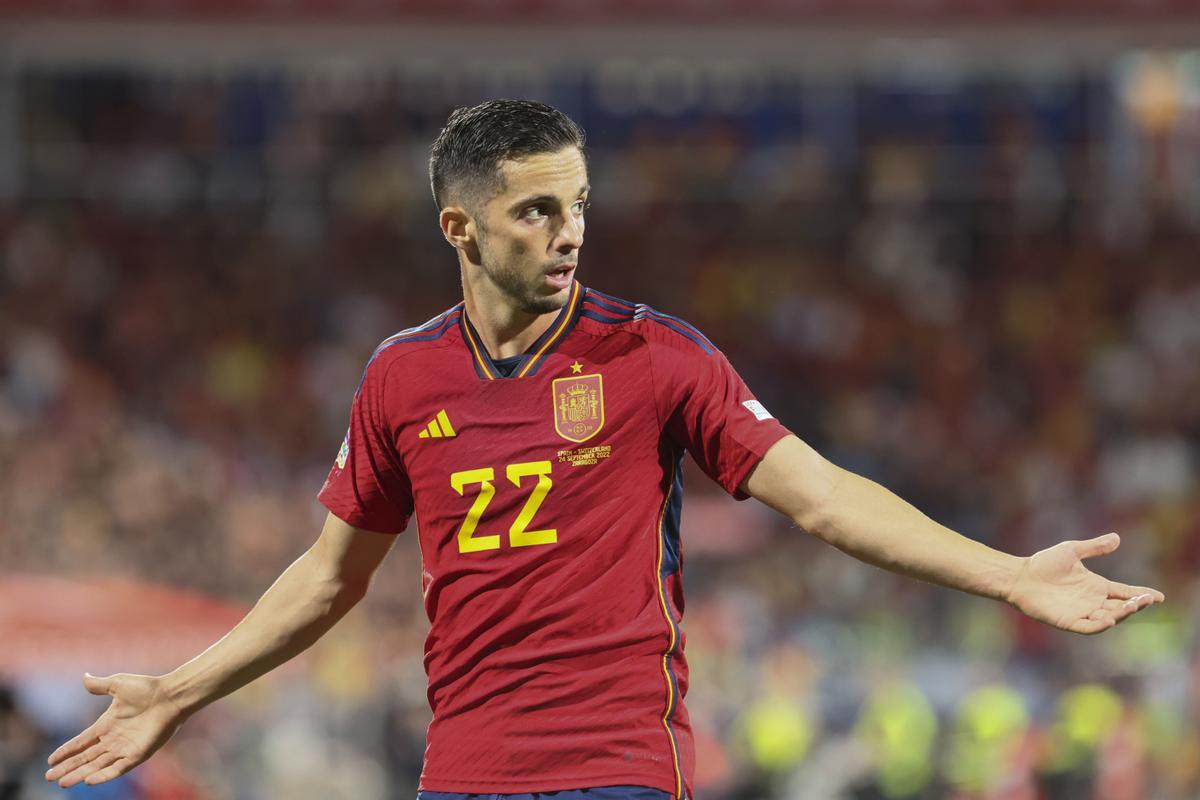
570, 361, 583, 374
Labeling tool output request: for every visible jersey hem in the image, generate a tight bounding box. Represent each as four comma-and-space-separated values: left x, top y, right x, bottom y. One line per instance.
317, 496, 407, 535
418, 771, 682, 797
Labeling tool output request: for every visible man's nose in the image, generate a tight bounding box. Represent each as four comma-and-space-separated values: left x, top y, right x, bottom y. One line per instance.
556, 213, 584, 252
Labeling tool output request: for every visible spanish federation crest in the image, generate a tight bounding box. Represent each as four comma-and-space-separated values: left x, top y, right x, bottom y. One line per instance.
552, 373, 604, 443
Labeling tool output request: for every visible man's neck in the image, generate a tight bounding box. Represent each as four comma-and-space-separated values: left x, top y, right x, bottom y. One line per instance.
461, 272, 561, 360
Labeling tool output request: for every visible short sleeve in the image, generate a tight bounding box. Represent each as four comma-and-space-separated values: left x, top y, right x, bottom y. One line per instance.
318, 354, 414, 534
650, 331, 792, 500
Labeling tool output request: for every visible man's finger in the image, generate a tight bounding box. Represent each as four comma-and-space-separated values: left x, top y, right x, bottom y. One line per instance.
45, 742, 105, 782
1073, 532, 1120, 560
1137, 586, 1165, 603
82, 673, 113, 696
1073, 616, 1113, 635
47, 730, 100, 766
1118, 594, 1156, 617
1107, 582, 1165, 603
84, 757, 135, 786
1106, 582, 1139, 600
1106, 596, 1149, 628
57, 750, 119, 789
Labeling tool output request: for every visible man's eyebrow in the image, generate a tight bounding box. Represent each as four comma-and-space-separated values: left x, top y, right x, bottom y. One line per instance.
508, 184, 591, 213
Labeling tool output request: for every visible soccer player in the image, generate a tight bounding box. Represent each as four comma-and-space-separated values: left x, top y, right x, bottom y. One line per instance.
45, 100, 1165, 800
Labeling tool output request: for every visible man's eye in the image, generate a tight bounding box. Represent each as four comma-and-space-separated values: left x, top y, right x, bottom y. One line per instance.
525, 206, 546, 219
572, 200, 590, 214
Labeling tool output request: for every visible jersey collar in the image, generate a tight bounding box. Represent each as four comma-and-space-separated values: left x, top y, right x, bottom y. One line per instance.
460, 280, 584, 380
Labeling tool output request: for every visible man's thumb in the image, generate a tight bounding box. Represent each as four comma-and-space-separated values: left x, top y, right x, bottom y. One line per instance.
83, 673, 113, 696
1074, 532, 1120, 560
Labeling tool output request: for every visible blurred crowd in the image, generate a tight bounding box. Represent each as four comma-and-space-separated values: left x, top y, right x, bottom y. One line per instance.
1, 57, 1199, 799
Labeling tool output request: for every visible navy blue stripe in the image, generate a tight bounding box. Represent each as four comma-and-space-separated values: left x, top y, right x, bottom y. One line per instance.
388, 314, 460, 345
659, 448, 686, 793
369, 313, 459, 361
584, 306, 715, 355
660, 449, 684, 576
588, 288, 715, 354
665, 649, 680, 716
395, 311, 448, 336
383, 305, 461, 342
592, 285, 715, 349
580, 308, 626, 325
587, 286, 640, 311
641, 308, 715, 351
355, 312, 460, 395
580, 300, 632, 321
591, 283, 714, 345
635, 312, 715, 355
583, 292, 636, 319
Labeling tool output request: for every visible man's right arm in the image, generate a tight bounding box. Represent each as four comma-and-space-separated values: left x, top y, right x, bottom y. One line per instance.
45, 512, 397, 788
163, 512, 396, 715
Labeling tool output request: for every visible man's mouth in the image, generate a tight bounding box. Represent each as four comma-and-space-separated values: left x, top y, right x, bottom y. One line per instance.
545, 264, 576, 289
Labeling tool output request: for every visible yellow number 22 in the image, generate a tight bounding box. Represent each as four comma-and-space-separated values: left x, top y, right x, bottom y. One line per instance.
450, 460, 557, 554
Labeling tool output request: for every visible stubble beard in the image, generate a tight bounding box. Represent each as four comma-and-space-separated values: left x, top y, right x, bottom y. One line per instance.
476, 228, 568, 316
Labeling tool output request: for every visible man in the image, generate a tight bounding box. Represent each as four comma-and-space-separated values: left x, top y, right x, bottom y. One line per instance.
45, 100, 1164, 799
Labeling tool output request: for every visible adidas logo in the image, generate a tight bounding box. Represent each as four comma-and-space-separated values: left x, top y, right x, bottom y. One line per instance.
418, 410, 457, 439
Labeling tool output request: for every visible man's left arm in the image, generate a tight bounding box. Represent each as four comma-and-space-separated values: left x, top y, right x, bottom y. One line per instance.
740, 435, 1165, 635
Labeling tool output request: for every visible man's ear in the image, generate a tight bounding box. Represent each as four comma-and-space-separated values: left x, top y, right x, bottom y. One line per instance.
439, 206, 473, 250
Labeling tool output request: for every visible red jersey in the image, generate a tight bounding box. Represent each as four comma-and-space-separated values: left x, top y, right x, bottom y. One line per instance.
318, 281, 791, 799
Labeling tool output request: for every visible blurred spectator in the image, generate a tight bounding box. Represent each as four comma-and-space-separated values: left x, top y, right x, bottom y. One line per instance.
1, 59, 1197, 798
0, 682, 48, 800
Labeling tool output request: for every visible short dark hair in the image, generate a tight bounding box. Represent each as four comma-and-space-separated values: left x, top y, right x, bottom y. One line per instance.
429, 99, 586, 211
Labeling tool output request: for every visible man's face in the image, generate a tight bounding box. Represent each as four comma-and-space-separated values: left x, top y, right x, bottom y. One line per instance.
471, 146, 588, 315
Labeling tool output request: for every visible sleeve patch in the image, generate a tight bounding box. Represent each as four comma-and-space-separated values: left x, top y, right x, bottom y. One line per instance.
335, 430, 350, 469
742, 399, 773, 421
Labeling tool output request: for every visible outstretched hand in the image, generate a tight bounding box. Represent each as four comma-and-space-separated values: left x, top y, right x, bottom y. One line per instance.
45, 672, 187, 788
1006, 532, 1165, 635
